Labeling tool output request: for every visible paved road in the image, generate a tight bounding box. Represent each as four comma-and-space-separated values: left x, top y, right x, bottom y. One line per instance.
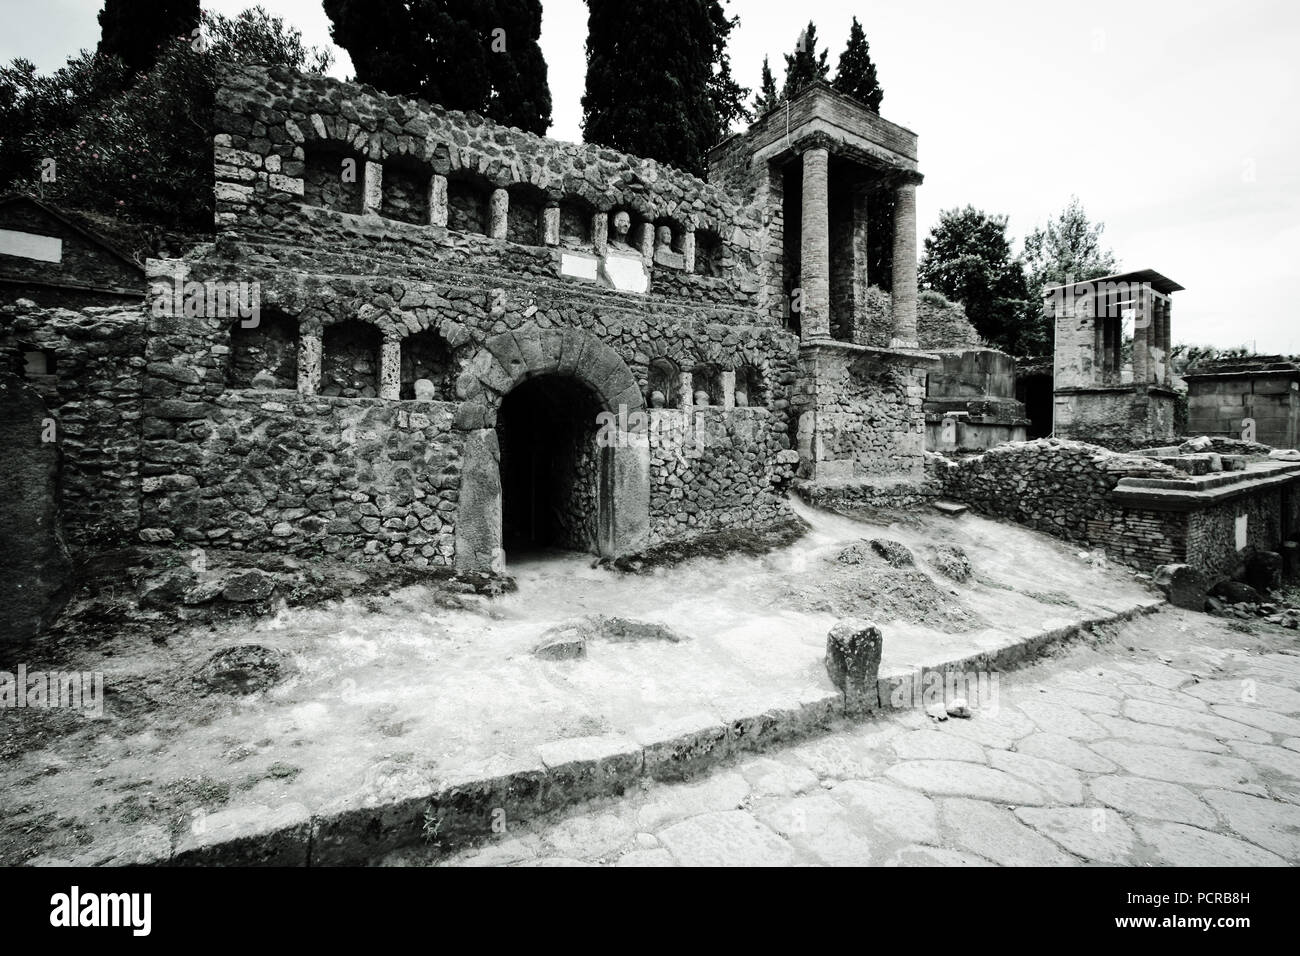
391, 609, 1300, 866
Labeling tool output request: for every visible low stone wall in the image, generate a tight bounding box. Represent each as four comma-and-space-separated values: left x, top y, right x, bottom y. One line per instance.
139, 391, 462, 566
929, 438, 1300, 576
927, 439, 1184, 560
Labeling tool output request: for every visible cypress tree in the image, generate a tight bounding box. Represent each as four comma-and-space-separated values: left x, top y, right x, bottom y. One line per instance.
753, 56, 778, 115
581, 0, 748, 176
832, 16, 884, 112
97, 0, 199, 75
324, 0, 551, 135
780, 20, 829, 100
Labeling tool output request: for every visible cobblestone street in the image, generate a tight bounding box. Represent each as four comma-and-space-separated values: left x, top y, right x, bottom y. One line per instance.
395, 609, 1300, 867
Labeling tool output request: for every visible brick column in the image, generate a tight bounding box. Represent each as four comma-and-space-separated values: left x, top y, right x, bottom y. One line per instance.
362, 161, 383, 216
488, 188, 509, 240
542, 204, 560, 245
799, 146, 831, 341
298, 332, 321, 395
890, 180, 919, 348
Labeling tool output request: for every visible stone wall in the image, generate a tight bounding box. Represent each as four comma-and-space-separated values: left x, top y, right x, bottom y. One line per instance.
855, 288, 982, 351
929, 438, 1300, 575
1053, 385, 1178, 449
647, 407, 794, 543
795, 343, 930, 482
0, 301, 146, 547
139, 392, 462, 565
1184, 358, 1300, 449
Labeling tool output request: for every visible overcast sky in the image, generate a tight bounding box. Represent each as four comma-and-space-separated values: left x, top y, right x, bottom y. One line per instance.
4, 0, 1298, 353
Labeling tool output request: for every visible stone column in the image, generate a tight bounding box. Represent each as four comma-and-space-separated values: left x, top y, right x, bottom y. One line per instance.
890, 180, 919, 348
679, 371, 693, 411
379, 334, 401, 400
542, 204, 560, 246
682, 229, 696, 274
488, 188, 509, 240
298, 332, 321, 396
362, 161, 383, 216
429, 174, 448, 227
799, 146, 831, 341
1132, 284, 1150, 385
592, 211, 609, 256
1157, 297, 1172, 385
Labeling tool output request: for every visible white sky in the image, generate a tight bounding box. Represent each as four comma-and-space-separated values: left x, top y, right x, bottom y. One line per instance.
4, 0, 1298, 353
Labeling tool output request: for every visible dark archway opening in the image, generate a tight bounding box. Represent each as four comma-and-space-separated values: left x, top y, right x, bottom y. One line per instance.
498, 374, 605, 556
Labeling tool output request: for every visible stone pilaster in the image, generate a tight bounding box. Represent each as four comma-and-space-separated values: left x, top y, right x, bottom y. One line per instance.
721, 369, 736, 409
298, 332, 321, 395
799, 146, 831, 341
636, 222, 654, 260
379, 334, 401, 400
542, 204, 560, 245
488, 188, 509, 240
592, 212, 608, 256
362, 161, 383, 216
429, 174, 448, 227
890, 180, 919, 348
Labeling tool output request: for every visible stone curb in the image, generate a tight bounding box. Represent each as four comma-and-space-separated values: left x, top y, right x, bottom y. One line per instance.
89, 598, 1164, 867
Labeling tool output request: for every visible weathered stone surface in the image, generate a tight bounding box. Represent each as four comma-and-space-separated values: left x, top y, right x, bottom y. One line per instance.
988, 751, 1084, 804
657, 811, 795, 866
1153, 563, 1208, 611
928, 544, 972, 582
543, 812, 633, 859
0, 373, 72, 643
221, 569, 276, 602
1014, 807, 1135, 864
1246, 550, 1283, 592
1090, 776, 1216, 828
869, 538, 914, 567
533, 621, 589, 660
938, 798, 1075, 866
885, 760, 1049, 805
754, 793, 874, 865
636, 772, 751, 832
195, 644, 294, 695
1135, 821, 1286, 867
891, 728, 986, 764
1015, 733, 1117, 772
1211, 580, 1264, 605
825, 618, 883, 717
830, 780, 940, 845
1089, 741, 1263, 793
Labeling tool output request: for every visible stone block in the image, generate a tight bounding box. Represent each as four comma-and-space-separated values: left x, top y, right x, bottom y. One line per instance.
825, 618, 883, 717
1153, 564, 1208, 611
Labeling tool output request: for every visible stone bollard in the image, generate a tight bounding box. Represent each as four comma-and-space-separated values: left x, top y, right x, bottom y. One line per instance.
1152, 563, 1209, 611
825, 618, 883, 718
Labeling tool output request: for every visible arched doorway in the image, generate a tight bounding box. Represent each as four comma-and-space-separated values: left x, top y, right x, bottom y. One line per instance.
498, 374, 604, 555
452, 326, 651, 571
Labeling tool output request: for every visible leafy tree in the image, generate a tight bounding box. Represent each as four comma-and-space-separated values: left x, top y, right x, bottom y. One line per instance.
780, 20, 829, 100
1019, 196, 1119, 354
831, 16, 883, 112
97, 0, 200, 75
4, 6, 333, 232
324, 0, 551, 135
919, 205, 1033, 353
753, 56, 778, 115
582, 0, 749, 176
1022, 195, 1118, 295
